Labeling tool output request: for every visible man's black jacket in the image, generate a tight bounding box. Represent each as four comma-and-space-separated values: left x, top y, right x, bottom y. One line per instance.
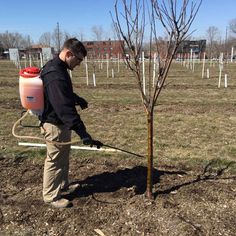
39, 56, 87, 138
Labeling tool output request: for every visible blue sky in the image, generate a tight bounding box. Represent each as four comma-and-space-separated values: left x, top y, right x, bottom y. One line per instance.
0, 0, 235, 42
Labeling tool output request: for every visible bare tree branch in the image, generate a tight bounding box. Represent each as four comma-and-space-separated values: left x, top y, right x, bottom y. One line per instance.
111, 0, 202, 198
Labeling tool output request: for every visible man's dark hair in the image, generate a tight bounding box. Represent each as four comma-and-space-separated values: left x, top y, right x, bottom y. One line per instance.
63, 38, 87, 58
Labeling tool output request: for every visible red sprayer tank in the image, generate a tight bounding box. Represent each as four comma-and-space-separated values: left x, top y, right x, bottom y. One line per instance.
19, 67, 44, 115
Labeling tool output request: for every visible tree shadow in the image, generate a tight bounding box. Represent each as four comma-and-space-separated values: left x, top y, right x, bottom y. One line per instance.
154, 160, 236, 198
65, 160, 236, 201
66, 166, 186, 201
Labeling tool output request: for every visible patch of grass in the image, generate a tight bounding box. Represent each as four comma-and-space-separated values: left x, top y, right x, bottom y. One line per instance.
12, 148, 46, 162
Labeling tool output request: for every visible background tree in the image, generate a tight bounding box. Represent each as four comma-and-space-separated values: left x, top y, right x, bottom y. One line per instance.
206, 26, 220, 59
229, 18, 236, 34
112, 0, 202, 198
76, 28, 85, 41
25, 35, 33, 48
52, 31, 71, 53
38, 32, 52, 46
110, 23, 119, 40
91, 25, 104, 41
0, 31, 29, 49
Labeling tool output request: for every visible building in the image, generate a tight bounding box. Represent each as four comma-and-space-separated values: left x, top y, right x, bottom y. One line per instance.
175, 40, 206, 59
83, 40, 124, 59
24, 44, 54, 60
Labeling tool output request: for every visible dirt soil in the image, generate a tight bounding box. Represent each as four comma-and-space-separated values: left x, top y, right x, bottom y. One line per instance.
0, 153, 236, 236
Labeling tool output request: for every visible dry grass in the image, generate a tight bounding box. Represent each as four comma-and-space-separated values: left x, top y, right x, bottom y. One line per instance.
0, 59, 236, 171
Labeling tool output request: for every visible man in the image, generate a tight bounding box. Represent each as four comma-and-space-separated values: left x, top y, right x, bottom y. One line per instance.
40, 38, 102, 208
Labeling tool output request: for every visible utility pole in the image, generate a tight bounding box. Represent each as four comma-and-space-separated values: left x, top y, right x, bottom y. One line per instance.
225, 26, 228, 60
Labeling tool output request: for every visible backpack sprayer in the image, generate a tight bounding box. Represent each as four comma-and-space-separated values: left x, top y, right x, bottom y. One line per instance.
12, 66, 88, 146
12, 67, 144, 157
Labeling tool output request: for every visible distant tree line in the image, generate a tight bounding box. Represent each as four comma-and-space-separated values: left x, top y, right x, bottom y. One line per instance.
205, 22, 236, 59
0, 19, 236, 59
0, 23, 116, 54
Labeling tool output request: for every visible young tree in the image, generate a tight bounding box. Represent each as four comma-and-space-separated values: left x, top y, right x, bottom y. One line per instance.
112, 0, 202, 198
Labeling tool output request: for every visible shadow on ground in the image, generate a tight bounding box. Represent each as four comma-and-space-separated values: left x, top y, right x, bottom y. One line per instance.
154, 160, 236, 197
65, 165, 187, 200
65, 160, 236, 201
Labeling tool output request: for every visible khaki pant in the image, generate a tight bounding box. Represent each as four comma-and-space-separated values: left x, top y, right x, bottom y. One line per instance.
42, 123, 71, 202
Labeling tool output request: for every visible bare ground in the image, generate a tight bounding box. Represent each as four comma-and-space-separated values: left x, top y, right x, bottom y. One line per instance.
0, 153, 236, 236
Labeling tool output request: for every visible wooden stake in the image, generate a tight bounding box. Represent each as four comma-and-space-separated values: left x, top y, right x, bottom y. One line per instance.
218, 52, 224, 88
112, 68, 114, 78
201, 52, 206, 78
206, 68, 209, 79
93, 73, 96, 87
190, 49, 193, 70
29, 54, 32, 67
117, 53, 120, 73
152, 53, 156, 88
85, 56, 89, 86
224, 74, 228, 88
40, 52, 43, 67
106, 54, 109, 78
192, 57, 195, 72
231, 47, 234, 63
218, 68, 222, 88
142, 51, 146, 95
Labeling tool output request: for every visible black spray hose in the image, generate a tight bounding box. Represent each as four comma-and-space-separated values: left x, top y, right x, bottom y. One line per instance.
103, 144, 145, 158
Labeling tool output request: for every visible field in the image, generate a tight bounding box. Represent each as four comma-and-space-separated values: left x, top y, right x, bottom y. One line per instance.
0, 59, 236, 235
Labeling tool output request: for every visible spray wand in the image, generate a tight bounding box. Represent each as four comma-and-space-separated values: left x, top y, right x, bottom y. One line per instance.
103, 144, 145, 158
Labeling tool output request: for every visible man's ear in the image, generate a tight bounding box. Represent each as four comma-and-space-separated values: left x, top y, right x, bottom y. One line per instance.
65, 50, 73, 58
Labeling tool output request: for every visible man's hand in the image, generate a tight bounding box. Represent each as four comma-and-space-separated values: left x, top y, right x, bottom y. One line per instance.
82, 134, 93, 146
82, 137, 103, 149
77, 97, 88, 110
75, 122, 103, 149
74, 94, 88, 110
92, 140, 103, 149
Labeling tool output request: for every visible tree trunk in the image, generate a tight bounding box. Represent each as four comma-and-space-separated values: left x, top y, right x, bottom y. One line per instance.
146, 111, 154, 199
